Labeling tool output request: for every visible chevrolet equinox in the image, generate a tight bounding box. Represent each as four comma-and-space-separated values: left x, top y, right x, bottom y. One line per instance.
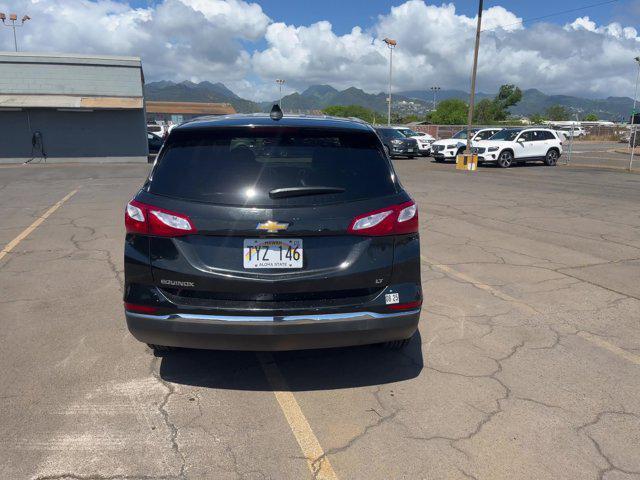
124, 109, 422, 351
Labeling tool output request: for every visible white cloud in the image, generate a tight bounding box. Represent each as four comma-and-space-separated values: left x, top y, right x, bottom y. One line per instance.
566, 15, 639, 40
1, 1, 639, 100
0, 0, 270, 82
252, 2, 640, 99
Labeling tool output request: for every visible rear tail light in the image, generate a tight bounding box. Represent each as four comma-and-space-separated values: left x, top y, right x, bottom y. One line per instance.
387, 299, 423, 311
124, 302, 159, 314
125, 200, 196, 237
349, 201, 418, 236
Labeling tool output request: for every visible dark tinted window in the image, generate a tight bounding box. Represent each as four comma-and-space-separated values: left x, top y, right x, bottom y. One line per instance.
520, 131, 535, 141
491, 129, 521, 141
149, 127, 397, 206
541, 130, 556, 140
532, 130, 547, 141
474, 129, 498, 140
376, 128, 404, 139
452, 130, 471, 139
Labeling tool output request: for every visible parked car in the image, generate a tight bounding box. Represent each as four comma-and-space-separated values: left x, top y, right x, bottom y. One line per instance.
391, 127, 435, 156
147, 132, 164, 155
125, 111, 422, 352
375, 127, 419, 158
472, 128, 563, 168
430, 128, 502, 162
557, 126, 586, 139
147, 123, 168, 137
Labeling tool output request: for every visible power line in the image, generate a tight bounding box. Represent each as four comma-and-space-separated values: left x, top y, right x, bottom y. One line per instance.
481, 0, 623, 32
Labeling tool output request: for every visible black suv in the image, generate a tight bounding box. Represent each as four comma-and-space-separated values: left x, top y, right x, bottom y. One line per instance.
375, 127, 419, 159
124, 113, 422, 351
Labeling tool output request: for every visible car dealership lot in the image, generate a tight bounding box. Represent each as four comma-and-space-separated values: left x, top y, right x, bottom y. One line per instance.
1, 159, 639, 480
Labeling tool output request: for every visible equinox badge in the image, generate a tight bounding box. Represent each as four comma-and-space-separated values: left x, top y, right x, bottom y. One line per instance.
256, 220, 289, 233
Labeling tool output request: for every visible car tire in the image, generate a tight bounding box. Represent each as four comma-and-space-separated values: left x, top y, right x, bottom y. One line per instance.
544, 149, 559, 166
497, 150, 513, 168
148, 344, 174, 353
434, 157, 443, 163
382, 338, 412, 350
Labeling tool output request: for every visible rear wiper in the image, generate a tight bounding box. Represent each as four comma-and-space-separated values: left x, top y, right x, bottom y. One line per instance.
269, 186, 345, 199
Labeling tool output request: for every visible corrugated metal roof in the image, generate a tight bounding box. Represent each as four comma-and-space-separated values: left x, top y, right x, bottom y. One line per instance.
0, 52, 141, 67
0, 52, 143, 98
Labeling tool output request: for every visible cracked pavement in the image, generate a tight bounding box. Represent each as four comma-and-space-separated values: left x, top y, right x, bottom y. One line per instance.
0, 160, 639, 479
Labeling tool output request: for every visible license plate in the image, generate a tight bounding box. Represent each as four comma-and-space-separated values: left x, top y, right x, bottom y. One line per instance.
243, 238, 303, 269
408, 149, 414, 152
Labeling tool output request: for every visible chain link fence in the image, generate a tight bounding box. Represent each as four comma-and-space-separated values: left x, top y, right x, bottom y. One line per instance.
408, 124, 631, 143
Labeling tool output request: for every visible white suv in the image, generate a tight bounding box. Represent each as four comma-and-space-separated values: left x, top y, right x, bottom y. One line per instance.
431, 128, 502, 162
472, 128, 563, 168
557, 126, 586, 140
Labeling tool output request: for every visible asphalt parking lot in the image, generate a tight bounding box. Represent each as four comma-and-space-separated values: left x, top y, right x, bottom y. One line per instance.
1, 156, 639, 480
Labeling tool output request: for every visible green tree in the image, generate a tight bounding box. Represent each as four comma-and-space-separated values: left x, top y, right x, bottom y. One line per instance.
398, 114, 422, 124
529, 113, 546, 124
471, 84, 523, 124
584, 113, 598, 121
322, 105, 376, 123
492, 84, 523, 121
431, 98, 468, 124
473, 98, 498, 124
546, 104, 570, 121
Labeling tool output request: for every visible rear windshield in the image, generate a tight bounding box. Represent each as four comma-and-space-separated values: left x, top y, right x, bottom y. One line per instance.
149, 127, 397, 206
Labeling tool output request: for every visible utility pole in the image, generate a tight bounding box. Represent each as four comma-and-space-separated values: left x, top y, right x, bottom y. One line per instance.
430, 86, 441, 111
275, 79, 285, 110
465, 0, 483, 155
629, 57, 640, 171
0, 13, 31, 52
383, 38, 396, 126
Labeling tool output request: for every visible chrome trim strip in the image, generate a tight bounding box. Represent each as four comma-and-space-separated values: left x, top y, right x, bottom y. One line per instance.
126, 309, 419, 323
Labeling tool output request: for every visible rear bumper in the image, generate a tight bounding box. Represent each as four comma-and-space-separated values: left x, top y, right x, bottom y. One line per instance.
126, 309, 420, 351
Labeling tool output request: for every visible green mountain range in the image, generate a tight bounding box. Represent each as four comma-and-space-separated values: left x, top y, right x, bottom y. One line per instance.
144, 81, 634, 121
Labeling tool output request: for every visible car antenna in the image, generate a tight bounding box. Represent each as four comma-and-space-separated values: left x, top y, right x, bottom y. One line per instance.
270, 104, 283, 121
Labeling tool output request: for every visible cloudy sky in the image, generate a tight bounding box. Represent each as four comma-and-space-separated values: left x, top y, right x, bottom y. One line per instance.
1, 0, 640, 100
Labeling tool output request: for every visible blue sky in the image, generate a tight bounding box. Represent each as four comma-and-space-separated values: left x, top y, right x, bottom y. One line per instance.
130, 0, 636, 34
259, 0, 632, 33
3, 0, 640, 99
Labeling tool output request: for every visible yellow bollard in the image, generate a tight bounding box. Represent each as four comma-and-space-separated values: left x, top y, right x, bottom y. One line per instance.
456, 153, 478, 171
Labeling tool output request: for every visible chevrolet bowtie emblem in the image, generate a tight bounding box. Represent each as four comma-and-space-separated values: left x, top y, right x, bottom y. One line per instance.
256, 220, 289, 233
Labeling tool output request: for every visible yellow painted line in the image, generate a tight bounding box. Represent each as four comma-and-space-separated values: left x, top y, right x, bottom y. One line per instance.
577, 331, 640, 365
257, 353, 338, 480
421, 255, 640, 365
0, 189, 78, 263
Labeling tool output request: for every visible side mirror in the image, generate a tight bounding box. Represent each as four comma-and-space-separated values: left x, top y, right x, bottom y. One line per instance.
517, 137, 525, 143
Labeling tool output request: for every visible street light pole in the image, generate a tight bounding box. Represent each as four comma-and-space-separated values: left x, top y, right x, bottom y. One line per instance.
430, 86, 441, 111
0, 13, 31, 52
383, 38, 396, 126
629, 57, 640, 171
275, 79, 285, 110
465, 0, 483, 155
